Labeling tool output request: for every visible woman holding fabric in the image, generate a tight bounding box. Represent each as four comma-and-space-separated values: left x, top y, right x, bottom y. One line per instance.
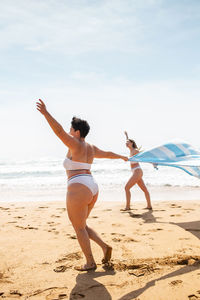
122, 131, 152, 211
36, 99, 128, 271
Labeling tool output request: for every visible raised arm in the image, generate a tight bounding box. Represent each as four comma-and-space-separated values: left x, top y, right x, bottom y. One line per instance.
124, 131, 129, 140
93, 145, 128, 161
36, 99, 78, 149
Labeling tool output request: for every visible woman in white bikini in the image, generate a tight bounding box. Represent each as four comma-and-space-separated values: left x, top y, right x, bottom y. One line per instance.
123, 131, 152, 211
36, 99, 128, 271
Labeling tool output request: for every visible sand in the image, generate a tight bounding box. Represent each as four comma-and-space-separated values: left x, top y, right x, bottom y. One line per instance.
0, 199, 200, 300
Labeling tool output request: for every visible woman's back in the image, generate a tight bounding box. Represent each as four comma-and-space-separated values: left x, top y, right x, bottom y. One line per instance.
67, 141, 94, 164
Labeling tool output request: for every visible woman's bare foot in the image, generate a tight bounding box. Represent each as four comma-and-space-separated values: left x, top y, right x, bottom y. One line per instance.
75, 262, 97, 271
102, 245, 112, 263
144, 207, 152, 210
120, 208, 131, 211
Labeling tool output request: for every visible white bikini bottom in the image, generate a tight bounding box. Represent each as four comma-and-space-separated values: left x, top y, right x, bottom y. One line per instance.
68, 174, 99, 196
131, 166, 142, 174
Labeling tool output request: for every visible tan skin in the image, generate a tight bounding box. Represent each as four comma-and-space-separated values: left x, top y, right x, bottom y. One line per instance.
36, 99, 128, 271
123, 131, 152, 211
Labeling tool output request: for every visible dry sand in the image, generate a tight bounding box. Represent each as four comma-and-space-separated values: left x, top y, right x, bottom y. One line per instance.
0, 199, 200, 300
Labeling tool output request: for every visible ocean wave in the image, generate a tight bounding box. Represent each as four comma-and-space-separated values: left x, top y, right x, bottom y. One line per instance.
0, 170, 63, 179
0, 158, 199, 189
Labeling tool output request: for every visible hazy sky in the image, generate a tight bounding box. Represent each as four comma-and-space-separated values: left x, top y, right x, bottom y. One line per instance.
0, 0, 200, 160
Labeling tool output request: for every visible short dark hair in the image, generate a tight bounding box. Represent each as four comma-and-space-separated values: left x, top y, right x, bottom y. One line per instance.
71, 116, 90, 138
128, 139, 138, 149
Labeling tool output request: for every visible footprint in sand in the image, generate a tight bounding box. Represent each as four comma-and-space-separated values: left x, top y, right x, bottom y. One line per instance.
54, 265, 69, 272
9, 290, 23, 297
169, 280, 183, 286
49, 223, 60, 227
124, 237, 139, 242
16, 225, 38, 230
111, 233, 125, 236
111, 234, 137, 243
129, 270, 145, 277
170, 204, 182, 208
56, 252, 82, 263
46, 292, 68, 299
112, 223, 122, 227
170, 214, 182, 217
54, 253, 82, 273
112, 237, 121, 242
38, 206, 49, 209
69, 235, 77, 239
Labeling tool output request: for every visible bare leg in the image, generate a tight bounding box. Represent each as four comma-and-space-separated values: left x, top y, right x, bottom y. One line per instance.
86, 193, 112, 262
124, 187, 131, 210
86, 225, 112, 260
67, 184, 96, 267
124, 170, 142, 210
137, 178, 152, 209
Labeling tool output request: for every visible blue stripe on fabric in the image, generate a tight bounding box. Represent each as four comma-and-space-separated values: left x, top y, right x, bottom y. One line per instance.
150, 148, 172, 160
191, 166, 200, 176
129, 150, 157, 162
182, 144, 199, 155
129, 142, 200, 179
164, 143, 187, 157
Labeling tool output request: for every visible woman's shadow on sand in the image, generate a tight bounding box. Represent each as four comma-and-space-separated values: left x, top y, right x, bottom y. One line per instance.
69, 269, 115, 300
128, 209, 200, 240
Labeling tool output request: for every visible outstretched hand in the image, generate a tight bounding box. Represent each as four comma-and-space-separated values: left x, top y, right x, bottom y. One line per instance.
122, 156, 129, 161
36, 99, 47, 115
124, 131, 129, 140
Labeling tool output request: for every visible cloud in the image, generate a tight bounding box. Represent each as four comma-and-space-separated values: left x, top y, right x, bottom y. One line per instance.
0, 0, 175, 55
0, 0, 138, 54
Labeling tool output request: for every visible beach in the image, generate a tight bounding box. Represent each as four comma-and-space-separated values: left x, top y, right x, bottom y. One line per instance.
1, 195, 200, 300
1, 0, 200, 298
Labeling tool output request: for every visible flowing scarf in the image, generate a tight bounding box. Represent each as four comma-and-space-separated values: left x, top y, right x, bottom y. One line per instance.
129, 142, 200, 179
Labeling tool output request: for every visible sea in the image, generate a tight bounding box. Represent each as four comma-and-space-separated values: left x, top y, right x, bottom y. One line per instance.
0, 157, 199, 203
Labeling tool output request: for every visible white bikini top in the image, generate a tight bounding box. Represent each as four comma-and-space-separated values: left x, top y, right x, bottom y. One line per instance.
63, 157, 91, 171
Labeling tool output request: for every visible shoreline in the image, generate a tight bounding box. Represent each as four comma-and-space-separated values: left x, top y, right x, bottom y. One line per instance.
0, 198, 200, 299
0, 185, 199, 203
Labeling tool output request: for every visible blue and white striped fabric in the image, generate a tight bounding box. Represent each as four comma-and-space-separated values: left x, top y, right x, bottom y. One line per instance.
129, 142, 200, 179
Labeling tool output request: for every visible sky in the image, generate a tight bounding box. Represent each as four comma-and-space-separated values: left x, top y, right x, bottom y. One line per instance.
0, 0, 200, 160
